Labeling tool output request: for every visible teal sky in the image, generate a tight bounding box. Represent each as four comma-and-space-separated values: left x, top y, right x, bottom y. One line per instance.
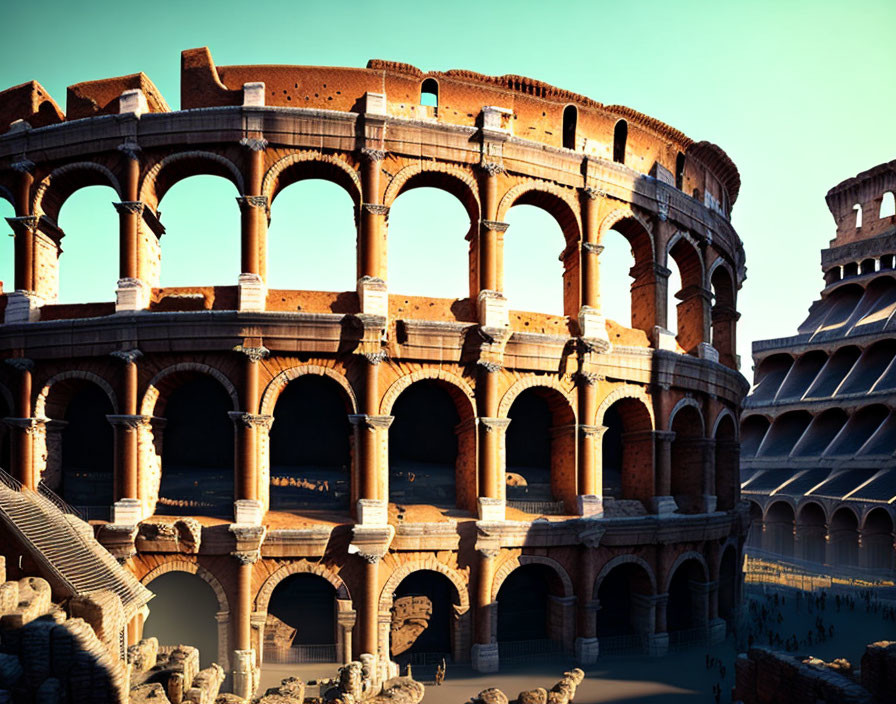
2, 0, 894, 377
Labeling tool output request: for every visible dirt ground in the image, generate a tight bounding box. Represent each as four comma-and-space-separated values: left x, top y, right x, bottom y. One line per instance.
258, 584, 896, 703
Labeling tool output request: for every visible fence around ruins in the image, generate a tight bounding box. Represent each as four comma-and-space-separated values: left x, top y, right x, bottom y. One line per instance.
744, 547, 896, 592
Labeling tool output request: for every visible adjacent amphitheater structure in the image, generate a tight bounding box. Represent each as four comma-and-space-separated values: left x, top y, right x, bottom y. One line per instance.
0, 48, 749, 696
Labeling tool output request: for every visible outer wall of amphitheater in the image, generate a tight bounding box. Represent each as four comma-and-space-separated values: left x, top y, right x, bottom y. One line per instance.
0, 49, 749, 693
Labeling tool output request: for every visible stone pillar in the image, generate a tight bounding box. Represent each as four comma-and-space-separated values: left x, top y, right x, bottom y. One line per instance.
472, 548, 498, 673
549, 594, 577, 652
358, 555, 380, 658
579, 424, 606, 517
107, 349, 142, 522
629, 261, 668, 337
348, 415, 393, 525
476, 222, 510, 328
216, 611, 231, 673
476, 361, 504, 520
578, 189, 609, 341
651, 431, 676, 514
337, 609, 356, 664
674, 284, 713, 354
229, 346, 268, 524
11, 160, 35, 295
700, 438, 717, 513
575, 547, 599, 664
4, 358, 34, 488
358, 149, 388, 316
644, 593, 669, 657
231, 551, 258, 700
236, 196, 269, 312
5, 217, 45, 323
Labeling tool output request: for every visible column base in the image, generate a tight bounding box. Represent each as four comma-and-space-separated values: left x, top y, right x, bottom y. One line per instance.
231, 649, 257, 699
701, 494, 718, 513
477, 289, 509, 328
707, 618, 726, 645
358, 276, 388, 317
233, 499, 264, 525
651, 496, 678, 515
645, 632, 669, 657
4, 290, 44, 323
574, 636, 599, 665
652, 326, 678, 351
577, 494, 603, 518
698, 342, 720, 363
356, 499, 388, 526
115, 278, 150, 313
471, 643, 499, 673
112, 498, 143, 525
578, 306, 610, 346
478, 497, 505, 521
238, 273, 266, 312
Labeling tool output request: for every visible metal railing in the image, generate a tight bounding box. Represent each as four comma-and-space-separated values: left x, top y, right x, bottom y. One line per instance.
598, 633, 645, 655
499, 638, 565, 662
264, 644, 338, 664
668, 626, 708, 651
506, 500, 566, 515
744, 548, 896, 591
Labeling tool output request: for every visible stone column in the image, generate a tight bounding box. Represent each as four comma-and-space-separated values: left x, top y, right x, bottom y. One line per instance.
575, 547, 599, 664
476, 361, 504, 520
549, 594, 577, 652
11, 160, 35, 297
337, 609, 356, 663
231, 551, 258, 700
236, 195, 269, 312
675, 284, 714, 356
578, 189, 609, 340
114, 201, 142, 282
5, 216, 45, 323
699, 438, 717, 514
358, 149, 389, 316
472, 547, 499, 673
359, 554, 380, 657
652, 430, 676, 514
4, 358, 34, 488
628, 261, 669, 340
643, 593, 669, 656
348, 414, 393, 525
107, 349, 142, 523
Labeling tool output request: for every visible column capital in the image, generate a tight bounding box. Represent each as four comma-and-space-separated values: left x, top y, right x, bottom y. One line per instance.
360, 147, 387, 162
582, 185, 607, 200
654, 430, 676, 443
117, 141, 141, 160
580, 424, 607, 439
361, 350, 388, 365
574, 370, 604, 386
11, 159, 36, 174
106, 414, 151, 429
3, 417, 43, 434
235, 195, 269, 211
582, 242, 604, 255
232, 344, 270, 362
228, 412, 274, 430
5, 216, 39, 235
362, 203, 390, 216
478, 417, 511, 434
480, 219, 510, 233
230, 550, 260, 565
477, 359, 503, 374
113, 201, 145, 216
479, 161, 505, 176
348, 414, 394, 431
239, 137, 269, 152
4, 358, 34, 372
109, 348, 142, 364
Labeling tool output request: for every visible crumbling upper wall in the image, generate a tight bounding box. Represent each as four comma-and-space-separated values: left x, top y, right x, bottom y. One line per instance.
826, 160, 896, 246
67, 72, 169, 120
0, 81, 64, 134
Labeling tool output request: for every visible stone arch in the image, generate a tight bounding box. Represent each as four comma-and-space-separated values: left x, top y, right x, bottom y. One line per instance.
256, 560, 350, 612
379, 558, 470, 614
0, 183, 16, 211
260, 365, 358, 416
140, 559, 229, 612
707, 255, 735, 283
34, 370, 119, 418
764, 497, 797, 521
665, 230, 704, 269
594, 384, 655, 428
497, 376, 575, 419
262, 151, 362, 207
592, 554, 657, 596
379, 369, 475, 417
491, 554, 574, 601
140, 363, 240, 416
861, 505, 895, 532
597, 207, 654, 250
796, 498, 828, 525
667, 397, 704, 432
830, 503, 861, 527
140, 150, 245, 205
711, 407, 739, 441
383, 162, 480, 226
663, 550, 709, 592
33, 161, 123, 222
496, 180, 581, 245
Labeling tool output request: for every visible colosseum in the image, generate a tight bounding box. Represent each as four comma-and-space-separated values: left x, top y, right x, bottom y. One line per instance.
0, 48, 749, 696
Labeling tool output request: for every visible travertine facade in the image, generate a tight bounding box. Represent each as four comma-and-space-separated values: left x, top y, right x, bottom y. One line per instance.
0, 48, 748, 696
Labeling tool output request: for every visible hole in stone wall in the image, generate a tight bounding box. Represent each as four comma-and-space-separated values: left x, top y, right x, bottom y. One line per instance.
613, 120, 627, 164
853, 203, 863, 229
57, 186, 119, 303
675, 152, 686, 190
880, 191, 895, 219
562, 105, 577, 150
421, 79, 438, 108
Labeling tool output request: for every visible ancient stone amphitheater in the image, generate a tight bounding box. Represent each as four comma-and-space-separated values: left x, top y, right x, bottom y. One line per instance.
0, 48, 749, 696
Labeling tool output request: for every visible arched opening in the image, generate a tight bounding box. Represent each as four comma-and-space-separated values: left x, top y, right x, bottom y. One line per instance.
506, 387, 576, 512
388, 187, 470, 301
267, 179, 356, 294
599, 217, 655, 336
829, 507, 859, 567
825, 405, 890, 456
504, 204, 567, 316
144, 572, 219, 669
670, 405, 705, 514
59, 384, 115, 517
763, 501, 795, 557
496, 563, 565, 656
747, 501, 763, 549
824, 267, 842, 286
389, 380, 462, 508
601, 397, 653, 506
390, 570, 457, 669
158, 375, 234, 516
751, 354, 794, 403
740, 415, 770, 458
158, 175, 241, 287
613, 120, 627, 164
265, 573, 337, 663
675, 153, 686, 190
757, 411, 812, 457
881, 191, 896, 219
797, 502, 827, 563
270, 375, 352, 513
718, 547, 738, 625
853, 203, 863, 229
710, 265, 737, 368
595, 562, 654, 652
862, 508, 894, 571
806, 345, 860, 398
562, 105, 577, 150
714, 414, 738, 511
420, 78, 439, 108
843, 262, 859, 278
667, 558, 707, 638
1, 197, 16, 294
861, 258, 876, 275
792, 409, 847, 457
667, 236, 705, 354
839, 340, 896, 396
56, 186, 119, 303
775, 350, 827, 402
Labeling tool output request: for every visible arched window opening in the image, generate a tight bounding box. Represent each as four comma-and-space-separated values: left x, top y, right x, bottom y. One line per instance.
824, 267, 842, 286
496, 564, 564, 653
267, 180, 356, 294
389, 381, 460, 508
270, 376, 352, 513
389, 188, 469, 301
670, 405, 705, 514
843, 262, 859, 278
266, 574, 337, 664
562, 105, 577, 150
667, 237, 704, 354
763, 502, 795, 557
758, 411, 811, 457
853, 203, 863, 229
144, 572, 218, 669
601, 398, 653, 508
667, 559, 707, 635
747, 501, 763, 549
714, 414, 738, 511
838, 340, 896, 396
59, 384, 114, 518
57, 186, 119, 303
797, 502, 827, 563
613, 120, 627, 164
159, 375, 234, 516
718, 547, 738, 625
775, 350, 826, 403
882, 254, 895, 270
159, 176, 240, 288
675, 153, 686, 190
710, 265, 737, 368
504, 204, 566, 316
506, 388, 576, 513
595, 563, 654, 651
0, 198, 15, 294
750, 354, 793, 403
391, 570, 457, 668
880, 191, 895, 219
600, 228, 637, 330
825, 404, 889, 455
829, 508, 859, 567
862, 508, 894, 571
861, 258, 876, 275
791, 409, 847, 457
740, 415, 770, 458
420, 78, 439, 108
806, 345, 860, 399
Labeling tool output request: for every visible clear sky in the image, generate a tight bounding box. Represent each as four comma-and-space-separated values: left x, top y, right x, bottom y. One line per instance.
1, 0, 894, 378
